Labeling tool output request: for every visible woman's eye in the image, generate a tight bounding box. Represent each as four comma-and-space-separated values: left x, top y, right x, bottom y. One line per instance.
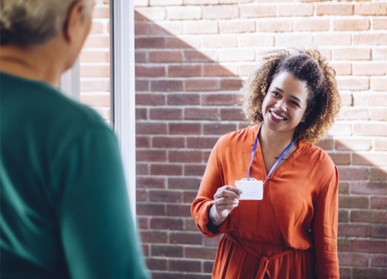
290, 101, 300, 107
272, 91, 280, 97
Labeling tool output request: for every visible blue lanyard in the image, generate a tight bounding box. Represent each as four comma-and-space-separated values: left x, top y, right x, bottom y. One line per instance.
248, 124, 295, 185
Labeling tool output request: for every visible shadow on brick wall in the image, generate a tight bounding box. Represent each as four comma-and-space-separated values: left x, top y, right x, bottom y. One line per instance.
134, 11, 387, 279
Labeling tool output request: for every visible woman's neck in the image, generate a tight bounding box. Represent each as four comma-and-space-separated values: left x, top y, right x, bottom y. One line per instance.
259, 123, 296, 151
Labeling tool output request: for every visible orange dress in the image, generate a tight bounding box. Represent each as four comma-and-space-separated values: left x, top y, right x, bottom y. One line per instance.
191, 125, 339, 279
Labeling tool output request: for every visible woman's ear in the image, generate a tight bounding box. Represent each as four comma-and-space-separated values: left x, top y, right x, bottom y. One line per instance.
301, 109, 312, 123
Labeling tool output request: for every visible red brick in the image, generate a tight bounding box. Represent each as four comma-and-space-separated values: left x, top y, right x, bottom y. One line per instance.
328, 62, 352, 76
167, 6, 202, 20
149, 190, 182, 203
339, 195, 368, 209
327, 153, 351, 165
371, 254, 387, 268
202, 94, 236, 105
184, 164, 206, 176
150, 217, 184, 230
137, 203, 166, 216
351, 181, 387, 195
354, 123, 387, 136
352, 268, 387, 279
339, 209, 349, 222
150, 164, 182, 175
352, 240, 387, 253
338, 252, 368, 267
151, 245, 183, 257
186, 137, 219, 149
203, 5, 239, 19
184, 108, 218, 120
149, 108, 182, 120
137, 216, 149, 229
339, 268, 350, 279
141, 231, 167, 243
354, 93, 387, 106
204, 261, 215, 273
374, 19, 387, 30
275, 34, 313, 47
351, 210, 387, 223
337, 167, 368, 180
370, 168, 387, 181
135, 37, 165, 49
258, 20, 292, 32
278, 4, 314, 17
221, 0, 254, 3
340, 92, 352, 106
151, 80, 183, 92
371, 78, 387, 91
219, 21, 255, 33
136, 163, 148, 175
136, 135, 150, 147
152, 136, 185, 148
240, 5, 277, 18
166, 37, 201, 49
327, 124, 352, 137
333, 19, 370, 31
168, 65, 201, 77
375, 139, 387, 151
337, 78, 369, 91
81, 80, 110, 92
169, 123, 201, 134
167, 94, 200, 105
333, 48, 371, 60
316, 138, 333, 150
136, 190, 148, 202
203, 65, 238, 77
80, 50, 109, 63
84, 35, 109, 48
149, 22, 184, 35
185, 191, 200, 203
142, 244, 149, 257
168, 177, 201, 190
372, 225, 387, 238
338, 107, 369, 120
220, 108, 245, 121
354, 33, 387, 46
220, 79, 243, 91
338, 224, 370, 237
185, 21, 218, 34
135, 7, 166, 21
146, 258, 167, 271
185, 79, 219, 91
135, 51, 147, 63
219, 49, 255, 62
80, 65, 109, 77
185, 247, 218, 259
166, 204, 191, 217
183, 50, 217, 62
137, 150, 166, 162
150, 0, 183, 5
169, 259, 201, 272
353, 63, 387, 76
80, 94, 110, 107
316, 4, 353, 16
338, 238, 351, 251
93, 6, 109, 18
149, 51, 182, 63
335, 138, 372, 151
137, 177, 166, 189
294, 19, 330, 32
371, 108, 387, 121
136, 94, 165, 105
355, 2, 387, 16
313, 34, 351, 46
353, 153, 387, 166
184, 0, 218, 3
169, 150, 202, 163
371, 197, 387, 210
170, 232, 203, 245
202, 35, 237, 48
137, 122, 167, 134
135, 23, 148, 35
136, 80, 149, 92
203, 123, 237, 135
238, 35, 273, 47
339, 183, 350, 194
184, 218, 198, 231
136, 65, 166, 77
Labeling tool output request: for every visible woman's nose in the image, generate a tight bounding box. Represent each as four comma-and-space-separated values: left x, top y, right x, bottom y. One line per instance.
275, 99, 287, 111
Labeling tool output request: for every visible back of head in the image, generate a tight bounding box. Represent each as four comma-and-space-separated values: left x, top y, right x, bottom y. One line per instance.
0, 0, 93, 48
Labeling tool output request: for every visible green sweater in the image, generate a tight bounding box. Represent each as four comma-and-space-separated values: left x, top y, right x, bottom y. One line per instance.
0, 72, 149, 279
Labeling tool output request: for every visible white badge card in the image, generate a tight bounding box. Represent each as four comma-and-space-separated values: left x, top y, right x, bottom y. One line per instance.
235, 178, 263, 200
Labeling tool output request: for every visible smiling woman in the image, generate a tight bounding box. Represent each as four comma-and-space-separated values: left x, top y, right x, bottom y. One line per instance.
191, 47, 342, 279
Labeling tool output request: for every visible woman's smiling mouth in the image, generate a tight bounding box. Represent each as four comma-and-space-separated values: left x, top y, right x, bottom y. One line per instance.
270, 110, 286, 121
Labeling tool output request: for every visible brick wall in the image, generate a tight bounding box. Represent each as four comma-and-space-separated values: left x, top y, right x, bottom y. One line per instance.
81, 0, 387, 278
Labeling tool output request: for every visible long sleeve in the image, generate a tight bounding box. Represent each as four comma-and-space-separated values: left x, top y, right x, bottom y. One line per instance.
312, 166, 339, 278
53, 127, 149, 279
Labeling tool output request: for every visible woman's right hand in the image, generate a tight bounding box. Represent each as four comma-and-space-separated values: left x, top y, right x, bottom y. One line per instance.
209, 186, 242, 226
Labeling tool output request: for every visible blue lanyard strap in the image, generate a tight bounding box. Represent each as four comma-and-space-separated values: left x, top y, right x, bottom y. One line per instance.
248, 124, 295, 185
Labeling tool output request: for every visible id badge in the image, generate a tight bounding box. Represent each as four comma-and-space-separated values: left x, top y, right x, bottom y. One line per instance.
235, 178, 263, 200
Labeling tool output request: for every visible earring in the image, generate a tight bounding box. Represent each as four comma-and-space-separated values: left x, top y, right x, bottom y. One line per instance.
261, 80, 268, 96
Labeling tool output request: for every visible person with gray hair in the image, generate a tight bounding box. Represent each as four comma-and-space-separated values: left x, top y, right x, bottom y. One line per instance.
0, 1, 149, 278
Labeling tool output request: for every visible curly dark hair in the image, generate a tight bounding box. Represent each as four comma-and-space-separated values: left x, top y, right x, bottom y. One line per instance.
241, 47, 341, 144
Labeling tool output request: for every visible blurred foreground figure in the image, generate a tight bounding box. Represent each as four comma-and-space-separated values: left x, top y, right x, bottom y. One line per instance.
0, 1, 149, 278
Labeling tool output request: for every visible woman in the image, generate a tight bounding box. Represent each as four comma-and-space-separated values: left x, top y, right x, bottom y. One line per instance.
0, 0, 148, 278
191, 48, 341, 279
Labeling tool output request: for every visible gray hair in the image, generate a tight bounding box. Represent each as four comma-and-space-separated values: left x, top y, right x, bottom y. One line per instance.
0, 0, 93, 48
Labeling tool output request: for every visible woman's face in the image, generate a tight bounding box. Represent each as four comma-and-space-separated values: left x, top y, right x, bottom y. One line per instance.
261, 71, 309, 136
